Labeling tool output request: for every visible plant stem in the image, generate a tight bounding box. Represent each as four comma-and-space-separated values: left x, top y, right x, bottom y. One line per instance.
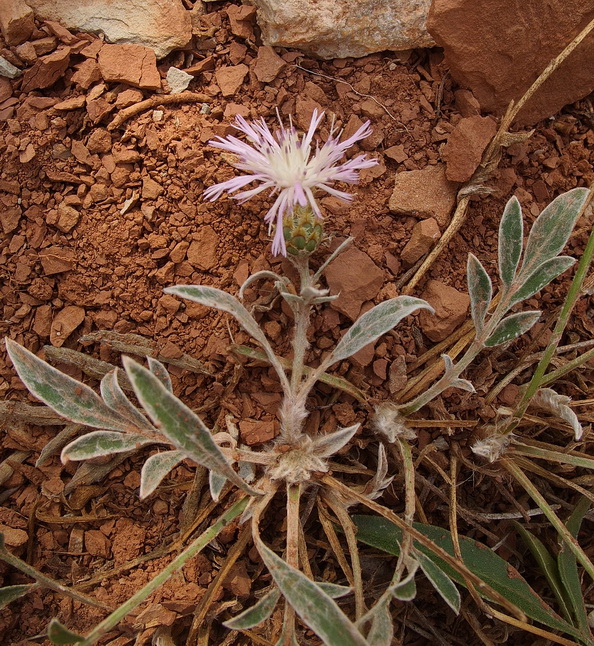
282, 483, 301, 645
76, 496, 249, 645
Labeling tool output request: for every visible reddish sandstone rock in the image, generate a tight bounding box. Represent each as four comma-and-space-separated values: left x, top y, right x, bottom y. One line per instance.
20, 47, 71, 92
50, 305, 85, 347
0, 0, 34, 45
215, 64, 249, 97
419, 280, 469, 342
427, 0, 594, 125
253, 46, 286, 83
98, 43, 161, 90
442, 115, 497, 182
401, 218, 441, 266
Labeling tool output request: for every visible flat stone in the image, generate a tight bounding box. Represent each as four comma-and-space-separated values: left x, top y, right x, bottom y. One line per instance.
215, 64, 249, 97
71, 58, 102, 89
0, 0, 35, 46
0, 56, 21, 79
401, 217, 441, 266
454, 89, 481, 117
239, 419, 277, 446
166, 66, 193, 93
187, 226, 220, 270
54, 95, 86, 110
418, 279, 469, 342
20, 47, 70, 92
25, 0, 192, 59
427, 0, 594, 125
98, 43, 161, 90
325, 245, 384, 321
252, 0, 434, 59
442, 115, 497, 182
0, 206, 21, 234
50, 305, 85, 347
141, 176, 164, 199
39, 246, 75, 274
253, 46, 286, 83
0, 77, 12, 102
0, 525, 28, 547
226, 4, 257, 39
389, 164, 458, 228
55, 202, 80, 232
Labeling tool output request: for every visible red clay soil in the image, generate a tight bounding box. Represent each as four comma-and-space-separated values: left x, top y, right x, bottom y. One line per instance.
1, 2, 593, 645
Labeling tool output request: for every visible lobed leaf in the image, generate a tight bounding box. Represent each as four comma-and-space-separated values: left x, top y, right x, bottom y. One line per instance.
47, 618, 84, 644
520, 188, 588, 279
416, 551, 460, 614
5, 339, 132, 432
484, 311, 541, 347
255, 536, 369, 646
330, 297, 433, 364
100, 370, 155, 433
123, 357, 261, 498
0, 584, 35, 610
498, 196, 523, 288
510, 256, 575, 307
61, 431, 153, 462
467, 253, 492, 333
224, 589, 281, 630
139, 450, 185, 499
352, 515, 584, 640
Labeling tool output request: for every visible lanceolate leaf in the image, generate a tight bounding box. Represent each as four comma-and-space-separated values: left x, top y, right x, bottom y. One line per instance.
0, 584, 35, 610
519, 188, 588, 279
224, 589, 281, 630
467, 253, 492, 333
416, 551, 460, 614
209, 470, 227, 502
100, 370, 155, 433
5, 339, 132, 432
255, 536, 369, 646
47, 618, 84, 644
312, 423, 360, 458
61, 431, 153, 462
139, 450, 185, 499
317, 582, 353, 599
484, 311, 541, 347
147, 357, 173, 392
498, 196, 523, 288
509, 256, 575, 307
164, 285, 272, 353
365, 600, 393, 646
123, 357, 261, 498
352, 515, 583, 640
330, 297, 433, 364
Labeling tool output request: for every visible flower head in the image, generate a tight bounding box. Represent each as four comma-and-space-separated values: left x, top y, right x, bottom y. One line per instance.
203, 110, 378, 256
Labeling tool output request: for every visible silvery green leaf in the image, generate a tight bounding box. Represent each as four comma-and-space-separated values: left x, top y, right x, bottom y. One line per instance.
519, 188, 588, 279
467, 253, 492, 333
123, 357, 261, 498
47, 618, 84, 644
238, 460, 256, 483
209, 470, 227, 502
365, 600, 393, 646
224, 588, 281, 630
317, 582, 353, 599
509, 256, 575, 307
100, 370, 155, 433
255, 536, 368, 646
61, 431, 153, 462
312, 423, 360, 458
484, 311, 541, 347
139, 450, 185, 499
330, 297, 433, 364
387, 561, 418, 601
0, 584, 35, 610
498, 196, 523, 288
416, 551, 461, 614
164, 285, 271, 353
450, 378, 476, 393
5, 339, 132, 433
147, 357, 173, 392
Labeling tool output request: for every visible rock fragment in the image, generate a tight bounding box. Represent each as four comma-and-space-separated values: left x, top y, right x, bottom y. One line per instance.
98, 43, 161, 90
442, 115, 497, 182
187, 226, 220, 271
166, 66, 193, 94
389, 164, 457, 228
20, 48, 70, 92
401, 218, 441, 266
215, 64, 249, 97
253, 46, 286, 83
419, 280, 469, 342
0, 0, 35, 46
56, 202, 80, 233
0, 56, 21, 79
50, 305, 85, 347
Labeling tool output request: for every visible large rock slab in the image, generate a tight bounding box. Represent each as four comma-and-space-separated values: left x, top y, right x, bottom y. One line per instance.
251, 0, 435, 59
24, 0, 192, 59
427, 0, 594, 125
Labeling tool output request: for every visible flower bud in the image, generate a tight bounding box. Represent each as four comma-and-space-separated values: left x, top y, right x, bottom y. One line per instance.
282, 206, 324, 256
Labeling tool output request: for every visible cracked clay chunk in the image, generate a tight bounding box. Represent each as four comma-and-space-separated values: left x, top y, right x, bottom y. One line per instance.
21, 47, 70, 92
442, 115, 497, 182
98, 43, 161, 90
418, 280, 469, 342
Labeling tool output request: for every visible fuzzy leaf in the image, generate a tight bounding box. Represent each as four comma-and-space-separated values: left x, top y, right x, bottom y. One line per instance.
312, 424, 360, 458
498, 196, 523, 288
47, 618, 84, 644
330, 297, 433, 364
531, 387, 582, 440
467, 253, 492, 332
100, 370, 155, 433
520, 188, 588, 279
484, 311, 541, 347
365, 600, 393, 646
416, 551, 460, 614
224, 589, 281, 630
510, 256, 576, 307
317, 582, 353, 599
209, 470, 227, 502
139, 450, 185, 499
61, 431, 153, 462
5, 339, 132, 432
388, 569, 417, 601
164, 285, 271, 352
0, 584, 35, 610
256, 537, 368, 646
123, 357, 261, 498
147, 357, 173, 392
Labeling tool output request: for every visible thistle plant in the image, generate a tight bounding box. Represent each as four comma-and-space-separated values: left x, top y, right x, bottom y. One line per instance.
2, 107, 593, 646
